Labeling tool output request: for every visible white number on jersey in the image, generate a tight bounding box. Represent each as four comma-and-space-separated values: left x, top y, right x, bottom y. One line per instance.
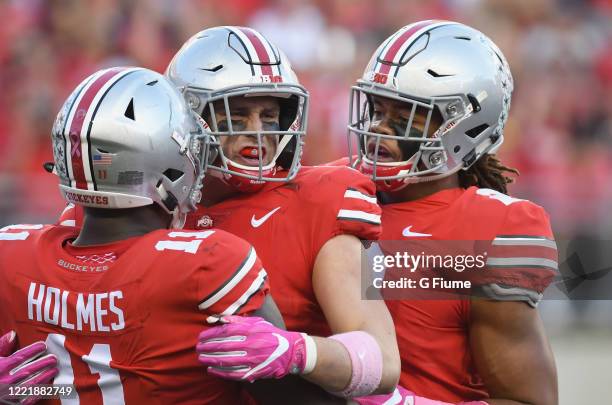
0, 224, 43, 240
154, 230, 215, 254
46, 333, 125, 405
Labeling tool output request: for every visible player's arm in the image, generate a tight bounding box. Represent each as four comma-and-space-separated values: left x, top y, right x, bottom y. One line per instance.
469, 299, 557, 405
194, 235, 344, 403
466, 200, 558, 404
210, 277, 345, 405
304, 173, 400, 395
244, 295, 345, 404
195, 255, 344, 404
198, 171, 400, 397
308, 233, 400, 394
251, 294, 285, 328
198, 233, 400, 397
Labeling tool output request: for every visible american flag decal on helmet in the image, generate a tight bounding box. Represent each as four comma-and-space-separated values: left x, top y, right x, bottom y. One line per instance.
92, 152, 113, 166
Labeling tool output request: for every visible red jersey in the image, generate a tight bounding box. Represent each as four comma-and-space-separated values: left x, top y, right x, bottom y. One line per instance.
57, 166, 381, 338
380, 187, 556, 402
185, 166, 381, 336
0, 224, 268, 404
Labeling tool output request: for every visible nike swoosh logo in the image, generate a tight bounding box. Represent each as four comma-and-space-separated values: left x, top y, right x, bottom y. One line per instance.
382, 388, 403, 405
402, 226, 432, 238
242, 333, 289, 380
251, 206, 281, 228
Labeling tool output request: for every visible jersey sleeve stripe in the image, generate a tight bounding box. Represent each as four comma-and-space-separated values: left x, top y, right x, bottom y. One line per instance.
486, 257, 558, 270
479, 283, 543, 308
0, 225, 44, 241
344, 189, 377, 204
0, 232, 30, 241
198, 246, 257, 310
494, 235, 555, 240
230, 272, 268, 315
0, 224, 44, 231
205, 269, 268, 323
337, 209, 381, 225
493, 236, 557, 249
488, 244, 557, 261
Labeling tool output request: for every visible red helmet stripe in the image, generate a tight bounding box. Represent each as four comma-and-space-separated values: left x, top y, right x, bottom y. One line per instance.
66, 67, 128, 189
378, 20, 440, 75
239, 27, 274, 76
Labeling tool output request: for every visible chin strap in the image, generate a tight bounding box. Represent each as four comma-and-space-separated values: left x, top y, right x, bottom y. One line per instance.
270, 133, 292, 162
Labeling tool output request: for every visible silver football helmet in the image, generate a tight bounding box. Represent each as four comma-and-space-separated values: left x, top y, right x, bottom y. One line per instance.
166, 26, 309, 192
348, 20, 514, 191
51, 67, 209, 227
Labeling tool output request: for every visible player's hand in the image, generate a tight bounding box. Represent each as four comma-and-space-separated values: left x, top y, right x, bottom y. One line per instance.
196, 316, 311, 382
351, 385, 488, 404
0, 331, 59, 405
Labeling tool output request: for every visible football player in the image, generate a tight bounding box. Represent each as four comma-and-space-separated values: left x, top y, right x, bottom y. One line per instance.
54, 27, 400, 401
335, 21, 558, 405
0, 67, 275, 404
167, 26, 400, 399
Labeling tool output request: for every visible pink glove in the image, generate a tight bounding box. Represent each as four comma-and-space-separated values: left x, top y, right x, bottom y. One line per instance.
196, 316, 315, 382
0, 331, 59, 405
353, 385, 489, 405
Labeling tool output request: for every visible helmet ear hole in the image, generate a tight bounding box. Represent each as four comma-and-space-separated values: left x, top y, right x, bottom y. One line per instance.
163, 168, 184, 182
465, 124, 489, 139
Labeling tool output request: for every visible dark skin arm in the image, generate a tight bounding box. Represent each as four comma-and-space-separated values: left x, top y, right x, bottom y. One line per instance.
243, 295, 344, 405
469, 299, 558, 405
251, 294, 286, 329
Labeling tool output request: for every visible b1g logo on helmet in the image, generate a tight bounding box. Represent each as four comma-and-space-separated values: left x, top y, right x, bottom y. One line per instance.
254, 75, 283, 84
366, 71, 389, 85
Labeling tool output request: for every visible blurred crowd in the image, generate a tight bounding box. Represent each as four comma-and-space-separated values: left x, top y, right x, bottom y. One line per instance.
1, 0, 611, 240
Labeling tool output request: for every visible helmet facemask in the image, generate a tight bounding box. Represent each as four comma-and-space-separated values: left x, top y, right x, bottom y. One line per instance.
164, 115, 211, 227
183, 83, 308, 192
348, 84, 457, 190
